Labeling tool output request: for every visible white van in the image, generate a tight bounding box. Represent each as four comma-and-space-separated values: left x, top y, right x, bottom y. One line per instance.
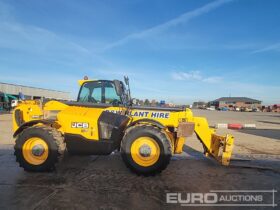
11, 100, 18, 108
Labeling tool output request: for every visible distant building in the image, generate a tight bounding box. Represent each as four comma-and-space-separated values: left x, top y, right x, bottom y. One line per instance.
272, 104, 280, 113
0, 82, 70, 100
192, 101, 207, 109
210, 97, 262, 109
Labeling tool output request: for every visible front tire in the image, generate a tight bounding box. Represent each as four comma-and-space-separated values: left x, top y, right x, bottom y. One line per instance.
14, 126, 65, 172
121, 125, 172, 176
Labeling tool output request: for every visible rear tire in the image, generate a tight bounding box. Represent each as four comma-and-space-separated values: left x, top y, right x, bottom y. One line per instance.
14, 125, 65, 172
121, 125, 172, 176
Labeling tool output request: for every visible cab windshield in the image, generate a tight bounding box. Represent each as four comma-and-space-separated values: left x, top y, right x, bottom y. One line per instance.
77, 81, 122, 105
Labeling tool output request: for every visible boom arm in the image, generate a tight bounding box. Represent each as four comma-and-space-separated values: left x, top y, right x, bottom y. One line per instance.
191, 117, 234, 166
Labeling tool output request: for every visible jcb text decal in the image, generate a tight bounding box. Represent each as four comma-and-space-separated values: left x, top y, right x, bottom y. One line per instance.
71, 122, 89, 128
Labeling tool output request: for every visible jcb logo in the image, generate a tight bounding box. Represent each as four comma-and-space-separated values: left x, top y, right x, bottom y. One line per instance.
71, 122, 89, 128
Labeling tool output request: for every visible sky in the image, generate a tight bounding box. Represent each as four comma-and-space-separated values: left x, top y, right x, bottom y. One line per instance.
0, 0, 279, 105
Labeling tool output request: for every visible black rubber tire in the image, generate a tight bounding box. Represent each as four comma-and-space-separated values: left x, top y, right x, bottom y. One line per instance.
121, 125, 172, 176
14, 126, 65, 172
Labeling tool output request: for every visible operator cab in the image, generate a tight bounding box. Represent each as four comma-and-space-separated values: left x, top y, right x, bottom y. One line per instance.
77, 80, 127, 106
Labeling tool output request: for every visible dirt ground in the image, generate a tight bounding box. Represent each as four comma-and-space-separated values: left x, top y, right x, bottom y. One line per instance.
0, 110, 279, 210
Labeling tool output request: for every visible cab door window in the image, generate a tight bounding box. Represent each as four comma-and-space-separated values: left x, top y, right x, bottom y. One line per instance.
91, 86, 102, 103
104, 81, 121, 105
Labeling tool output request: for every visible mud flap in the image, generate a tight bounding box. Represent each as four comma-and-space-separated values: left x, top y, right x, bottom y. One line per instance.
208, 134, 234, 166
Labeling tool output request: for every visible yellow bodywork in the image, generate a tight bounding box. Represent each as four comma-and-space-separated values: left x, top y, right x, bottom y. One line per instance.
12, 100, 43, 131
13, 98, 234, 166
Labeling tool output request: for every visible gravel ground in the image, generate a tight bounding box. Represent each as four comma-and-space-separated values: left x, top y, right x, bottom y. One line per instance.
0, 111, 279, 210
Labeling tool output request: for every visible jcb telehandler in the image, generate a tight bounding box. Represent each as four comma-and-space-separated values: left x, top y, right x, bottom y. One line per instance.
12, 77, 234, 175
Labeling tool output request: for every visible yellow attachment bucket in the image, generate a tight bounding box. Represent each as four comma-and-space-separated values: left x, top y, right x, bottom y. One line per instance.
192, 116, 234, 166
208, 134, 234, 166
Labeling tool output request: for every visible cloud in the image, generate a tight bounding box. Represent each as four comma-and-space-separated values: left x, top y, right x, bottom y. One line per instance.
171, 71, 222, 83
172, 71, 202, 80
0, 21, 90, 55
202, 76, 222, 83
252, 42, 280, 54
0, 20, 115, 69
102, 0, 234, 51
222, 43, 259, 50
0, 2, 113, 68
0, 10, 137, 84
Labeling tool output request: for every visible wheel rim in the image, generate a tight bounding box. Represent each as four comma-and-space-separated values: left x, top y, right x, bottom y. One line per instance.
22, 137, 49, 165
130, 137, 160, 167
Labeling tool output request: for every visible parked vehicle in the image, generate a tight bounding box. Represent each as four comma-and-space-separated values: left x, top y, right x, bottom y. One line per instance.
219, 107, 229, 111
12, 77, 234, 175
245, 108, 253, 112
206, 106, 216, 111
11, 100, 18, 108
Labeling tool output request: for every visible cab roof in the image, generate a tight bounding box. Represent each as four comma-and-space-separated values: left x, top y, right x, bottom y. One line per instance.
78, 79, 98, 86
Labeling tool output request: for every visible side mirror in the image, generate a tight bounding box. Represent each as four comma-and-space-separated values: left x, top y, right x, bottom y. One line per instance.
124, 76, 129, 86
131, 98, 137, 105
113, 80, 123, 96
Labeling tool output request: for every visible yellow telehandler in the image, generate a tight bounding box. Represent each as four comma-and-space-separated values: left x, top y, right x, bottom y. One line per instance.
12, 77, 234, 175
